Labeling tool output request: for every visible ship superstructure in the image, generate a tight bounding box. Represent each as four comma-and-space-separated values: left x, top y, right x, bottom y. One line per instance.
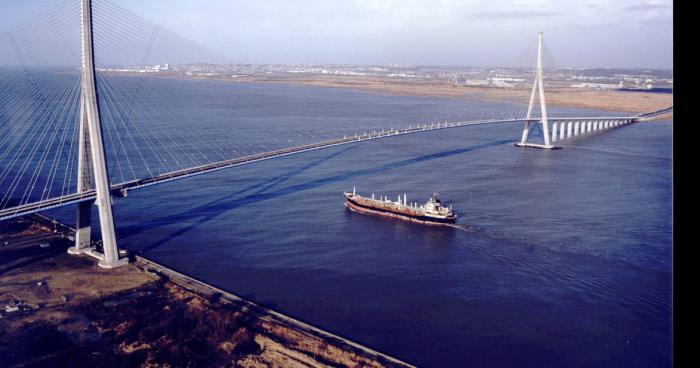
343, 187, 457, 225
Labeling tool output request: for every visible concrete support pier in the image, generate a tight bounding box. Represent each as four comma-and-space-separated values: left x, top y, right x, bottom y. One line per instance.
68, 98, 93, 256
559, 122, 565, 140
68, 0, 127, 268
68, 202, 92, 255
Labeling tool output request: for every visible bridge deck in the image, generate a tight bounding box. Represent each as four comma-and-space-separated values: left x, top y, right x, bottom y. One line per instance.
1, 109, 670, 222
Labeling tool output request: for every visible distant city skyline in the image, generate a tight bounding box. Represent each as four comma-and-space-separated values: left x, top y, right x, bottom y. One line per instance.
0, 0, 673, 70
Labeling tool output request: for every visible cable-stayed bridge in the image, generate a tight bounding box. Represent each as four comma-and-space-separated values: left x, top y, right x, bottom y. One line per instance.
0, 0, 672, 268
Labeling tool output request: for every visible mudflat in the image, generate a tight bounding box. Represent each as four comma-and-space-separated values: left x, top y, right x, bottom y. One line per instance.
227, 74, 672, 114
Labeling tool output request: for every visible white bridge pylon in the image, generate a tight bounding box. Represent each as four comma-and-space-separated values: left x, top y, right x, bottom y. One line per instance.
516, 32, 555, 149
514, 32, 643, 148
66, 0, 127, 268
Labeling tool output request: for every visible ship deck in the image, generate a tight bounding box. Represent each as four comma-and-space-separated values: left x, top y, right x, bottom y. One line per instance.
344, 193, 456, 225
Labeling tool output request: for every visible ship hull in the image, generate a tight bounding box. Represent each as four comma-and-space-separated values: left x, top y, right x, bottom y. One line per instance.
344, 196, 456, 225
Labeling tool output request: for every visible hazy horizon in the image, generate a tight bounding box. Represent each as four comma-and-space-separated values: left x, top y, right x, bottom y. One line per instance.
1, 0, 673, 70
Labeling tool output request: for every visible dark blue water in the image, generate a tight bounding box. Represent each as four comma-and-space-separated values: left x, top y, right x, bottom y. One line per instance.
25, 77, 671, 367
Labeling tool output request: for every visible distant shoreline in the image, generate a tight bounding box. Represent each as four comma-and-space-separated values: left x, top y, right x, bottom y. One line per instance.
139, 72, 673, 115
617, 87, 673, 94
237, 76, 672, 114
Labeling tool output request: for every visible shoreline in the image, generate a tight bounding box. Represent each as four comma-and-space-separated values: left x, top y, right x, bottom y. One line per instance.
124, 71, 673, 114
240, 76, 672, 114
136, 255, 412, 367
0, 215, 414, 367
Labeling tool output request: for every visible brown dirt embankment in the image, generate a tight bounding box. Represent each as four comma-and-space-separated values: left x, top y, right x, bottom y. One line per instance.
0, 216, 412, 368
231, 74, 672, 114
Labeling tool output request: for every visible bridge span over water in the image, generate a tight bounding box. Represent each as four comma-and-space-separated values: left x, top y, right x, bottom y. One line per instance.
0, 113, 664, 223
0, 0, 673, 268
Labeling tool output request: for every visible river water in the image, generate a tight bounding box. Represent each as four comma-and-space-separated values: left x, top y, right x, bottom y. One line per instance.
33, 77, 671, 367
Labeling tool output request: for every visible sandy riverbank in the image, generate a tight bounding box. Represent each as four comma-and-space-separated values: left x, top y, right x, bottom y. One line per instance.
0, 216, 412, 367
227, 74, 672, 114
105, 70, 672, 115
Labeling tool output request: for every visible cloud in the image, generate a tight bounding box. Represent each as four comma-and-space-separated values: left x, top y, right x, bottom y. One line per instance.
471, 10, 558, 18
1, 0, 671, 68
623, 4, 670, 11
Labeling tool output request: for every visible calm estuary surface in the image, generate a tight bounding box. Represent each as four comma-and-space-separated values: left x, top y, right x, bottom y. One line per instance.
41, 79, 671, 367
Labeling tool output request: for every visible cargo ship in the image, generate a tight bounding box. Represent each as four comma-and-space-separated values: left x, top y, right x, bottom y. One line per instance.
343, 187, 457, 225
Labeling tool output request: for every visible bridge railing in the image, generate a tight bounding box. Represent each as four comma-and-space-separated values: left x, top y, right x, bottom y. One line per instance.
637, 106, 673, 120
1, 110, 669, 222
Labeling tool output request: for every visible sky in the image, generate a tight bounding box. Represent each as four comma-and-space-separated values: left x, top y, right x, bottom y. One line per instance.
0, 0, 673, 69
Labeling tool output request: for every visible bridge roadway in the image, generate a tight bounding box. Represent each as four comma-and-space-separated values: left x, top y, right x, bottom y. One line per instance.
637, 106, 673, 120
0, 111, 667, 222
